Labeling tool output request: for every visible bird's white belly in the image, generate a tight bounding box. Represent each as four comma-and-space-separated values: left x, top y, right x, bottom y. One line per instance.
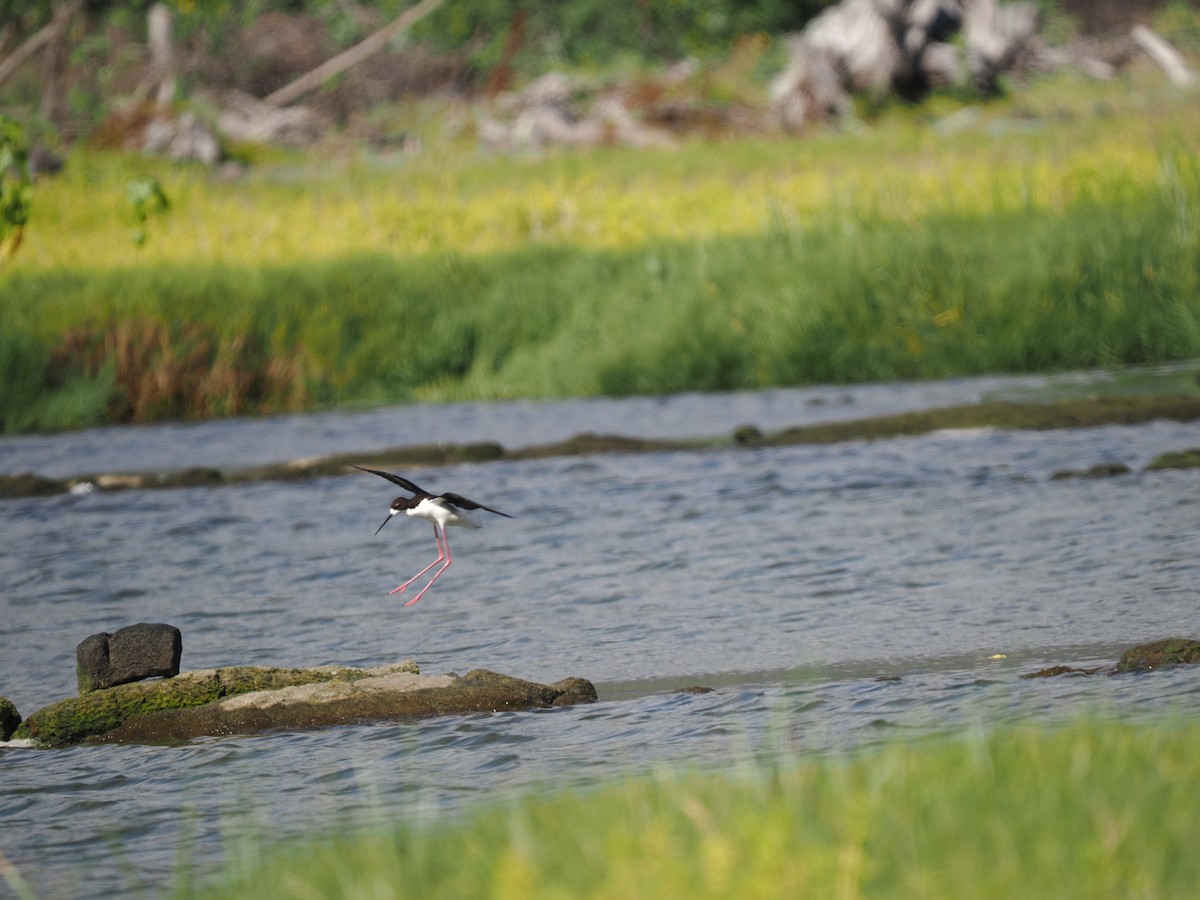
406, 497, 482, 530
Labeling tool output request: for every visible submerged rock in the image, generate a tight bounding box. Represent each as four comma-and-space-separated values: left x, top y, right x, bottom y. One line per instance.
0, 695, 21, 741
1020, 664, 1104, 679
1049, 462, 1132, 480
76, 623, 183, 693
3, 395, 1200, 500
0, 473, 63, 498
1145, 448, 1200, 471
1022, 637, 1200, 678
14, 661, 595, 748
1113, 638, 1200, 673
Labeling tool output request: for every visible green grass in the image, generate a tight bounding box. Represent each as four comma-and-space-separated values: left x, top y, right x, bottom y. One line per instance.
2, 67, 1200, 432
193, 719, 1200, 899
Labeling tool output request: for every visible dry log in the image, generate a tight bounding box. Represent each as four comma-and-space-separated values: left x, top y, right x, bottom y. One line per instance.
263, 0, 445, 108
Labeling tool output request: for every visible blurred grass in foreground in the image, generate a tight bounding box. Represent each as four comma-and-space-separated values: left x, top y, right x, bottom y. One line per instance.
2, 68, 1199, 432
193, 719, 1200, 899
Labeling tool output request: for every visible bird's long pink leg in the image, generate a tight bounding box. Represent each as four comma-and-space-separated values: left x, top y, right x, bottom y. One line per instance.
404, 530, 453, 607
388, 526, 444, 596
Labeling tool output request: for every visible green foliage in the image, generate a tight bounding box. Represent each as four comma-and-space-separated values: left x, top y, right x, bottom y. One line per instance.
1, 1, 835, 81
196, 719, 1200, 899
419, 0, 829, 74
1153, 0, 1200, 53
0, 116, 32, 265
126, 175, 171, 246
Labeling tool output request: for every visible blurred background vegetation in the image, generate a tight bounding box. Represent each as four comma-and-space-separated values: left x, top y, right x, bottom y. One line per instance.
1, 1, 1199, 434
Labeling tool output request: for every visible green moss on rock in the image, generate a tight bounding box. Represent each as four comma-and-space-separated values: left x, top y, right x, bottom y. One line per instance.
15, 661, 420, 748
93, 668, 593, 744
1145, 448, 1200, 471
1114, 638, 1200, 673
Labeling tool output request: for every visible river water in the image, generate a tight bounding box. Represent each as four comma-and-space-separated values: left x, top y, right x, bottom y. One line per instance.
2, 366, 1199, 898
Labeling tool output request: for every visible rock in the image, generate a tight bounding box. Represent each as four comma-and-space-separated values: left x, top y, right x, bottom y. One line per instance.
0, 473, 65, 498
0, 695, 21, 741
964, 0, 1040, 94
733, 425, 764, 446
1145, 448, 1200, 471
769, 0, 1051, 130
15, 662, 595, 747
141, 111, 221, 164
1021, 637, 1200, 678
76, 623, 183, 694
479, 72, 673, 151
1114, 638, 1200, 674
1049, 462, 1132, 480
215, 89, 324, 147
1020, 664, 1102, 679
549, 677, 599, 706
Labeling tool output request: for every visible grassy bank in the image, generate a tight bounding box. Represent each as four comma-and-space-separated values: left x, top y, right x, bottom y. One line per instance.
194, 718, 1200, 898
3, 69, 1200, 432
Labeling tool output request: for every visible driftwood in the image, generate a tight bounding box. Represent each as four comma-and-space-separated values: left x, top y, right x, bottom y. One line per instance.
263, 0, 445, 108
1132, 25, 1197, 89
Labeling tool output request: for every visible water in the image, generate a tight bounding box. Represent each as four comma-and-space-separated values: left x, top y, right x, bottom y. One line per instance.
2, 367, 1199, 898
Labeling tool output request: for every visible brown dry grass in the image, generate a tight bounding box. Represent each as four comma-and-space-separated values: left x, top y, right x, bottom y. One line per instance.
47, 318, 310, 423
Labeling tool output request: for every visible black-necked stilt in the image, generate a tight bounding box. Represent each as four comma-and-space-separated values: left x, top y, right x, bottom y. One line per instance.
352, 466, 513, 606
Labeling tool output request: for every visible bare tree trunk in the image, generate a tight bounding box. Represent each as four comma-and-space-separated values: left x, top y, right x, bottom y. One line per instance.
263, 0, 446, 108
147, 3, 176, 106
40, 1, 75, 124
0, 0, 84, 92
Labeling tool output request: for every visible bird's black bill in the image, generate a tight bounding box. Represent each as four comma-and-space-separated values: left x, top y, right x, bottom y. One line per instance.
374, 514, 393, 536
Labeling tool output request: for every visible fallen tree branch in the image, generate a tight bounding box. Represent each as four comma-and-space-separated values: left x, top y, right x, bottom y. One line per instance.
1132, 25, 1196, 89
0, 0, 84, 92
263, 0, 445, 108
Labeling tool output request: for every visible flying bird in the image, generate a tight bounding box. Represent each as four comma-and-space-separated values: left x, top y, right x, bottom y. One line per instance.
352, 465, 513, 606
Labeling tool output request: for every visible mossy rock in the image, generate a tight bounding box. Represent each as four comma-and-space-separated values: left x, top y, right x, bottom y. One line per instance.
1049, 462, 1132, 480
1145, 448, 1200, 471
104, 669, 597, 744
0, 695, 21, 741
1019, 664, 1104, 679
0, 473, 66, 498
13, 663, 596, 747
14, 661, 419, 748
1113, 638, 1200, 673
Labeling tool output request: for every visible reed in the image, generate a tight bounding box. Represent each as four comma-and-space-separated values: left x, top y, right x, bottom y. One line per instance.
2, 67, 1199, 432
194, 718, 1200, 899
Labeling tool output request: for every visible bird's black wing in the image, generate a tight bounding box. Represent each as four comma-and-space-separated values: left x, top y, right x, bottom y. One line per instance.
350, 465, 425, 495
441, 492, 514, 518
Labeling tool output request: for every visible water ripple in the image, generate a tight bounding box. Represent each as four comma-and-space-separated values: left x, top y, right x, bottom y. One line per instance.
1, 381, 1199, 896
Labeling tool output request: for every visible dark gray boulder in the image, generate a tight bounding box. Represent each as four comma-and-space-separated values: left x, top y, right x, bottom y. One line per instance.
77, 623, 183, 694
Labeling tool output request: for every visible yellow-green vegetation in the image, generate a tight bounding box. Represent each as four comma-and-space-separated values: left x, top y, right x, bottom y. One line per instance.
195, 719, 1200, 899
3, 67, 1200, 432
